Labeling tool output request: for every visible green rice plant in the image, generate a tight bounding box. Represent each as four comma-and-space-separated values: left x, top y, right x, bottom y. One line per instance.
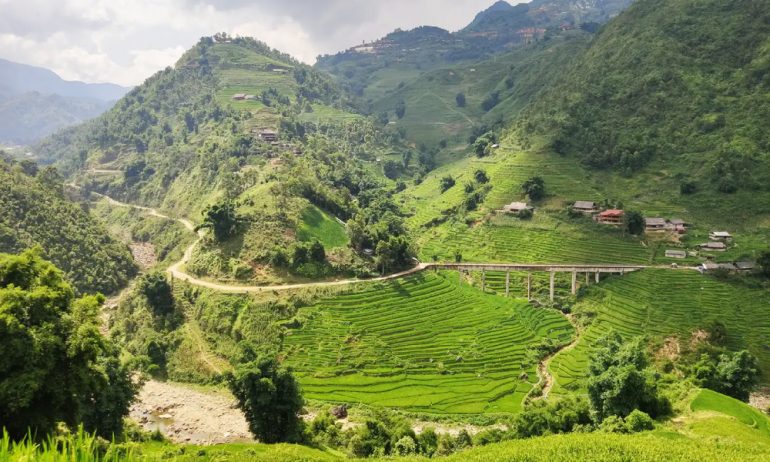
282, 271, 574, 414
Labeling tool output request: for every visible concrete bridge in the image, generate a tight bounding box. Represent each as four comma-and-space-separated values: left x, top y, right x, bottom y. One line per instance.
427, 263, 647, 301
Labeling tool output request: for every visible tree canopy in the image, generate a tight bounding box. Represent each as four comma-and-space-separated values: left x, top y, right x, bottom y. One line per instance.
0, 250, 136, 439
226, 357, 304, 443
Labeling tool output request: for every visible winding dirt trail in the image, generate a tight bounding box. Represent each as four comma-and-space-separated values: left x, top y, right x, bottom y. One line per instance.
93, 191, 428, 293
528, 314, 581, 403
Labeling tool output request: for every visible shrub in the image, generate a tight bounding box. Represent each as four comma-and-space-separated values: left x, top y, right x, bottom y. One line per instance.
474, 169, 489, 184
417, 428, 438, 456
518, 208, 533, 220
439, 175, 456, 193
625, 410, 654, 433
680, 181, 697, 195
394, 435, 417, 456
455, 92, 466, 107
521, 176, 545, 201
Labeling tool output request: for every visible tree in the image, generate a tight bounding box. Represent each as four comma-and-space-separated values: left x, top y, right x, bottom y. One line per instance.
395, 100, 406, 119
198, 201, 241, 241
587, 332, 670, 420
137, 272, 174, 317
758, 250, 770, 277
624, 210, 645, 235
439, 175, 455, 193
0, 250, 136, 439
382, 159, 400, 179
226, 357, 303, 443
474, 169, 489, 184
375, 236, 414, 274
455, 92, 466, 108
694, 350, 760, 401
521, 176, 545, 201
309, 240, 326, 263
473, 132, 497, 157
481, 91, 500, 111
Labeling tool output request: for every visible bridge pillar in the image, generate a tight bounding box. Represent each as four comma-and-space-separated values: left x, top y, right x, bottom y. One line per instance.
505, 271, 510, 297
585, 272, 589, 285
571, 271, 577, 295
527, 272, 532, 300
549, 271, 555, 302
595, 272, 600, 283
481, 270, 486, 292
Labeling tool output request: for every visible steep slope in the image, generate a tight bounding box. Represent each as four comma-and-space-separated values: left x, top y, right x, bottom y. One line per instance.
35, 35, 414, 284
0, 156, 135, 294
370, 30, 592, 148
521, 0, 770, 189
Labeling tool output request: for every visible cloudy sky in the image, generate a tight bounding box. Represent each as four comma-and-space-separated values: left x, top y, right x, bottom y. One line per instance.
0, 0, 507, 86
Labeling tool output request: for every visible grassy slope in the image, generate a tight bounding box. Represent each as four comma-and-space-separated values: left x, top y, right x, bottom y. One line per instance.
297, 205, 349, 248
282, 271, 574, 414
549, 269, 770, 394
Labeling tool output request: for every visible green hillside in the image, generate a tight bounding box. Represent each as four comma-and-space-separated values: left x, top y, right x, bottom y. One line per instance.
0, 156, 135, 294
34, 35, 415, 283
520, 0, 770, 191
370, 31, 591, 149
283, 271, 574, 414
548, 269, 770, 395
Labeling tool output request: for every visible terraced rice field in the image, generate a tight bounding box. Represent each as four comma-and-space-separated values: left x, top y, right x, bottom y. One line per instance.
419, 219, 652, 264
282, 272, 574, 414
548, 270, 770, 395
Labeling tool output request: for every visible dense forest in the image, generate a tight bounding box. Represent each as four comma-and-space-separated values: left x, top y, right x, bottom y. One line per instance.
0, 155, 135, 294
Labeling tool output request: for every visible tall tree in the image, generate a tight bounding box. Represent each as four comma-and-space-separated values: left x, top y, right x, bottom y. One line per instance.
0, 250, 136, 439
226, 357, 304, 443
587, 332, 669, 420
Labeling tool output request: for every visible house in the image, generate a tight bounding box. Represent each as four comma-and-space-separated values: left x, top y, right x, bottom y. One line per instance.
232, 93, 246, 100
597, 209, 624, 225
244, 94, 257, 100
572, 201, 596, 214
735, 261, 756, 272
258, 130, 278, 142
709, 231, 733, 241
668, 218, 688, 234
664, 250, 687, 259
699, 262, 719, 272
645, 217, 667, 231
501, 202, 532, 214
700, 241, 727, 251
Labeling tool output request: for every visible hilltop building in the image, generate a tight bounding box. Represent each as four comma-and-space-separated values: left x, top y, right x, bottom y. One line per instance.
500, 202, 532, 214
572, 201, 597, 214
597, 209, 624, 225
709, 231, 733, 241
700, 241, 727, 251
232, 93, 246, 100
645, 217, 667, 231
258, 130, 278, 142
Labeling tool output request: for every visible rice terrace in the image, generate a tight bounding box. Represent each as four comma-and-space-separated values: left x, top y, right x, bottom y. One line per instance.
2, 0, 770, 461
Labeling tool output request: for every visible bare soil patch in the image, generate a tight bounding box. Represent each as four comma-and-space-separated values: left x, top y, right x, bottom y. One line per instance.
130, 242, 157, 269
129, 380, 252, 445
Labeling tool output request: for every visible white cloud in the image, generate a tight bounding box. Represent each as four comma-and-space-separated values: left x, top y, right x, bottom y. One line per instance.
0, 0, 503, 85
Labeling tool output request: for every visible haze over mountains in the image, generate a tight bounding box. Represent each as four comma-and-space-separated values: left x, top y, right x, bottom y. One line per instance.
0, 58, 130, 144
